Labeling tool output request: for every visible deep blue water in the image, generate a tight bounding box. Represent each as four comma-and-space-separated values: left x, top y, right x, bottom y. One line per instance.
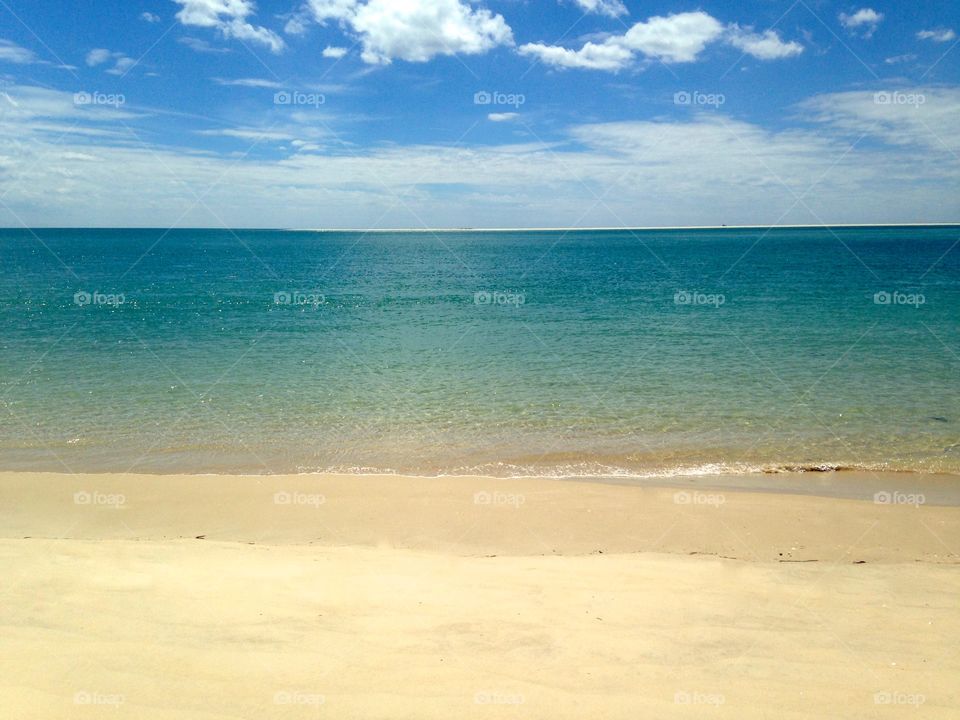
1, 226, 958, 476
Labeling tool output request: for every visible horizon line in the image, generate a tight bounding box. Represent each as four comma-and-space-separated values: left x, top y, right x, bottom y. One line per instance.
292, 222, 960, 232
4, 222, 959, 232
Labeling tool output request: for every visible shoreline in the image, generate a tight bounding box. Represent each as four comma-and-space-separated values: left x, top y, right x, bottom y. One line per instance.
3, 471, 958, 560
3, 468, 957, 504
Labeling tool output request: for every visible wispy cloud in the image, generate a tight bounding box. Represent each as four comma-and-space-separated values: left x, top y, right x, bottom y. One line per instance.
0, 39, 39, 64
85, 48, 138, 75
2, 83, 957, 228
917, 28, 956, 43
212, 77, 283, 89
177, 36, 233, 54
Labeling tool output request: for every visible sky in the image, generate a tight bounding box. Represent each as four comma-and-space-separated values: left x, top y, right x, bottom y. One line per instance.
0, 0, 958, 228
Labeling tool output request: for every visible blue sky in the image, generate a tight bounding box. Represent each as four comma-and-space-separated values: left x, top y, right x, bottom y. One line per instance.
0, 0, 958, 227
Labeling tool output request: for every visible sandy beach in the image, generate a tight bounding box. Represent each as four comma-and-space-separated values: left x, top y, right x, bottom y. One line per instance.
1, 471, 958, 719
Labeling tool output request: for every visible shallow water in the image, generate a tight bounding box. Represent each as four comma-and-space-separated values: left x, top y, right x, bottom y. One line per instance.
1, 226, 958, 476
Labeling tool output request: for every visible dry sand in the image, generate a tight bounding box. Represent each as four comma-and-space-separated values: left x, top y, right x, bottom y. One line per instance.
1, 471, 958, 718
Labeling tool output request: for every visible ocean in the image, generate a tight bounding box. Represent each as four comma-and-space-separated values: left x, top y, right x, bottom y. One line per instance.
1, 226, 958, 477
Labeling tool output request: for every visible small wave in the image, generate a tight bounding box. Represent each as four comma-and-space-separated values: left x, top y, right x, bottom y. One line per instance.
762, 463, 852, 474
293, 460, 903, 480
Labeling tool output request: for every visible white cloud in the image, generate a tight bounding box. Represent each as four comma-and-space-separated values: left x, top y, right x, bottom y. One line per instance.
85, 48, 138, 75
488, 112, 518, 122
519, 40, 633, 71
212, 77, 283, 88
173, 0, 285, 53
353, 0, 512, 64
293, 0, 513, 64
799, 87, 960, 152
884, 53, 917, 64
107, 57, 137, 75
178, 36, 233, 53
86, 48, 113, 66
140, 12, 161, 23
0, 39, 38, 64
620, 11, 725, 63
520, 12, 801, 71
304, 0, 360, 23
571, 0, 627, 18
917, 28, 956, 43
196, 127, 303, 142
726, 26, 804, 60
322, 46, 348, 58
839, 8, 883, 38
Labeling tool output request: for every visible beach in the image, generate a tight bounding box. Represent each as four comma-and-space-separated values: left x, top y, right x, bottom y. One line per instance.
2, 471, 958, 718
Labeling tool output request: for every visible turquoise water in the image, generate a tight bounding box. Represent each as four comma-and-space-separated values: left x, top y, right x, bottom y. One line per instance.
1, 226, 958, 476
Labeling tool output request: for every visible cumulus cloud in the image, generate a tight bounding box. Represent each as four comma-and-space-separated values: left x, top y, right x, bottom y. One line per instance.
0, 39, 38, 64
140, 12, 161, 23
291, 0, 513, 64
488, 112, 519, 122
85, 48, 112, 66
917, 28, 956, 43
571, 0, 627, 18
303, 0, 360, 24
520, 12, 801, 71
620, 11, 725, 63
519, 40, 633, 71
322, 46, 348, 58
726, 26, 804, 60
838, 8, 883, 38
173, 0, 285, 53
